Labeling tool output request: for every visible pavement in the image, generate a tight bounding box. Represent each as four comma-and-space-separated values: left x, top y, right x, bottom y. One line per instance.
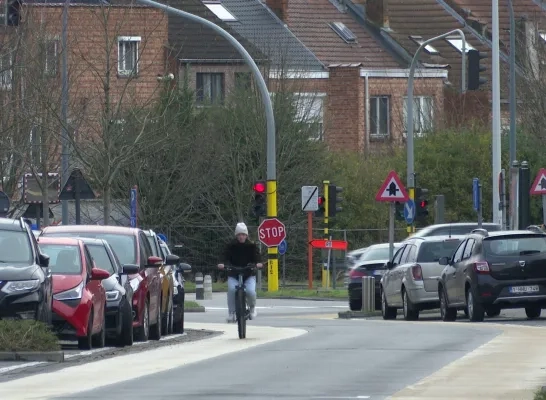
2, 292, 546, 399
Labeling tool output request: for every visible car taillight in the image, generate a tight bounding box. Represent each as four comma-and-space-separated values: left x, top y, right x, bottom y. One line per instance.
349, 269, 367, 279
411, 264, 423, 280
474, 261, 490, 274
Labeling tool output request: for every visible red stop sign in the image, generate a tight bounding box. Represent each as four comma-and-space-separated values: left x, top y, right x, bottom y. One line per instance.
258, 218, 287, 247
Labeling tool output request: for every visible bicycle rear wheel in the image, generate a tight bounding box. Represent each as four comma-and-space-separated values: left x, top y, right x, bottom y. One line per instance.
235, 289, 246, 339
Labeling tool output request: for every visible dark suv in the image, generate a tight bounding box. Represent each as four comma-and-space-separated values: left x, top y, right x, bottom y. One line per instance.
438, 229, 546, 322
0, 218, 53, 323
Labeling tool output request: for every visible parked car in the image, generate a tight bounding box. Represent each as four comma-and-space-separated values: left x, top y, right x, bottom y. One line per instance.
142, 229, 178, 335
37, 237, 110, 349
346, 243, 402, 311
438, 229, 546, 322
79, 237, 138, 346
158, 238, 191, 334
0, 218, 52, 323
345, 247, 368, 270
40, 225, 171, 342
412, 223, 501, 238
380, 235, 463, 321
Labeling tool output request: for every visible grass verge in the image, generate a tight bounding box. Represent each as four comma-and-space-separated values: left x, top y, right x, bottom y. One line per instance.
258, 288, 346, 299
184, 300, 203, 309
534, 389, 546, 400
0, 320, 60, 352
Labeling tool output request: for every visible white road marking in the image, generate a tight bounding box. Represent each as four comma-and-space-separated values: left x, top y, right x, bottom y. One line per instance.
0, 362, 46, 374
311, 396, 371, 399
0, 323, 307, 400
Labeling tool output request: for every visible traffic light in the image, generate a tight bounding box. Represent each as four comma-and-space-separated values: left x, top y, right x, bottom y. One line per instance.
5, 0, 20, 26
327, 184, 343, 217
416, 187, 429, 219
395, 202, 405, 221
252, 180, 266, 217
315, 195, 326, 217
467, 49, 487, 90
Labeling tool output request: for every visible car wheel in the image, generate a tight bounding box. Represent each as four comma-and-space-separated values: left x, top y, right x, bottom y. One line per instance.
78, 308, 93, 350
149, 297, 162, 341
466, 288, 484, 322
92, 305, 106, 348
402, 289, 419, 321
349, 298, 362, 311
173, 287, 185, 334
134, 299, 150, 342
162, 295, 174, 335
525, 306, 541, 319
118, 298, 134, 347
381, 289, 397, 320
486, 306, 501, 318
440, 287, 457, 322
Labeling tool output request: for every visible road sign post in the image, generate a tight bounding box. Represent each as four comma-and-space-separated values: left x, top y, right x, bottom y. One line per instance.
376, 171, 408, 261
301, 186, 319, 212
473, 178, 482, 228
278, 239, 287, 288
530, 167, 546, 225
307, 211, 313, 289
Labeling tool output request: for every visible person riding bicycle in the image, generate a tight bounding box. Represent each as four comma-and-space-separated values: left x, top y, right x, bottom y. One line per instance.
218, 222, 263, 323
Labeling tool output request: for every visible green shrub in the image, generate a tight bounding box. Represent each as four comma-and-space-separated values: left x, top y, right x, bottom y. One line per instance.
0, 320, 60, 352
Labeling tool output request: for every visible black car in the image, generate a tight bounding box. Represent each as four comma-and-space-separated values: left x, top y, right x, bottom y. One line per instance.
438, 229, 546, 322
159, 240, 191, 334
79, 237, 138, 346
413, 222, 501, 238
0, 218, 53, 323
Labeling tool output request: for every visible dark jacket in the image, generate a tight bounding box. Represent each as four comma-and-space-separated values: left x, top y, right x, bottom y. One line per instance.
222, 238, 261, 280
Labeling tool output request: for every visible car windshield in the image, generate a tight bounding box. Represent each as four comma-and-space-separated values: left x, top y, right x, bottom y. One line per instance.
360, 246, 400, 261
87, 244, 115, 274
0, 230, 33, 264
417, 240, 462, 263
484, 235, 546, 256
38, 244, 82, 275
44, 232, 137, 265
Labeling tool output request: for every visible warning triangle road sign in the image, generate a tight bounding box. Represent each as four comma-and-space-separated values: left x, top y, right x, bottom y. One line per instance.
531, 168, 546, 195
375, 170, 409, 202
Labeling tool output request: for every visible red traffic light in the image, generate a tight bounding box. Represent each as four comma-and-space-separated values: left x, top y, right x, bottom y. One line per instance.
253, 181, 266, 194
420, 200, 428, 208
318, 196, 325, 206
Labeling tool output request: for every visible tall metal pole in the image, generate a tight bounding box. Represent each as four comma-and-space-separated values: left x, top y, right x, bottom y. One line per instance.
492, 0, 502, 225
135, 0, 279, 290
406, 29, 466, 234
507, 0, 516, 164
60, 0, 69, 224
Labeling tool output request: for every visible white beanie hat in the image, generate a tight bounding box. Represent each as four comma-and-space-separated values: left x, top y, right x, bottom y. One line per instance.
235, 222, 249, 236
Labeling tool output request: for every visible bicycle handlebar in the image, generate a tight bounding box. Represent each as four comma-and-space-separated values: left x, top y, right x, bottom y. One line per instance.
223, 264, 258, 272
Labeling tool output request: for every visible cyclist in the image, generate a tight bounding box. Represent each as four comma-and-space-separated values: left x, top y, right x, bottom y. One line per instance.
218, 222, 263, 323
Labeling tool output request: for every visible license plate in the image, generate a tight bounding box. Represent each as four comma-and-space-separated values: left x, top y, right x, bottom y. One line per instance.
373, 270, 385, 276
509, 285, 540, 294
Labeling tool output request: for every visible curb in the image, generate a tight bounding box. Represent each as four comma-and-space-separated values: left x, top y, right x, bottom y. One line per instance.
338, 308, 441, 319
260, 296, 345, 301
184, 306, 206, 313
0, 351, 64, 363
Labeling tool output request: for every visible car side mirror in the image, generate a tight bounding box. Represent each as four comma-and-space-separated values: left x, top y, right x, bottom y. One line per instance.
146, 255, 163, 268
39, 253, 50, 267
165, 254, 180, 265
91, 268, 111, 280
121, 264, 139, 275
439, 256, 449, 266
385, 261, 393, 269
177, 263, 192, 273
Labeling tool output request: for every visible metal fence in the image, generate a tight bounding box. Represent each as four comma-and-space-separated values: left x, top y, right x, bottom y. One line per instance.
145, 224, 407, 284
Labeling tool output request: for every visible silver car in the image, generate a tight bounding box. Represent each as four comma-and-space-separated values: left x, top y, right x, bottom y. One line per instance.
380, 235, 463, 321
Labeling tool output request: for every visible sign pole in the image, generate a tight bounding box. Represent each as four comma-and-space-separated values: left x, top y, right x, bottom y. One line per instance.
308, 211, 313, 289
389, 202, 395, 261
478, 183, 483, 228
542, 195, 546, 226
326, 235, 332, 289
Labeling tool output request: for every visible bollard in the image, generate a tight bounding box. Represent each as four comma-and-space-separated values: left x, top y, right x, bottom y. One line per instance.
361, 276, 376, 312
204, 274, 213, 300
195, 272, 204, 300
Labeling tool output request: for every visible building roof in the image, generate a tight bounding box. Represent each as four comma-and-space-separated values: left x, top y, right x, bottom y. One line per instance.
284, 0, 403, 67
220, 0, 325, 71
163, 0, 264, 63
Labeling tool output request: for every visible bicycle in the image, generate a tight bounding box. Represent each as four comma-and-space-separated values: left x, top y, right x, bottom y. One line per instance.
224, 264, 257, 339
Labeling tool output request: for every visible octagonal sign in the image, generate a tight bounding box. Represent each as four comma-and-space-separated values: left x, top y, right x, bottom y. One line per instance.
258, 218, 286, 247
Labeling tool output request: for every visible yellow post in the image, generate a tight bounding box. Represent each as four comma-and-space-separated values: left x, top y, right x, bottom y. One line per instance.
407, 187, 415, 236
322, 180, 330, 288
266, 179, 279, 292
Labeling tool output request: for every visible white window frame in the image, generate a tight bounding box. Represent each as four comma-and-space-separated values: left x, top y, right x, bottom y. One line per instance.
0, 52, 12, 90
445, 37, 475, 53
403, 96, 434, 137
369, 96, 390, 138
294, 93, 326, 141
203, 2, 237, 21
117, 36, 141, 77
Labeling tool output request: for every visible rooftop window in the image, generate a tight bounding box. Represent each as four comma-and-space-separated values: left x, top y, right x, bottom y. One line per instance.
203, 2, 237, 21
409, 36, 439, 55
329, 22, 357, 43
445, 37, 475, 53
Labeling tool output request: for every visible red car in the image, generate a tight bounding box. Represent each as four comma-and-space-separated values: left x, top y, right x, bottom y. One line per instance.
40, 225, 164, 342
37, 237, 110, 350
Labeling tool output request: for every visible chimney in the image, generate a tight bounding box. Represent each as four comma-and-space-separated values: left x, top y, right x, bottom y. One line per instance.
365, 0, 389, 29
265, 0, 288, 21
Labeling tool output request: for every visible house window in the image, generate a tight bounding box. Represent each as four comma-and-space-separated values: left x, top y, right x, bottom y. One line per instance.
370, 96, 389, 137
42, 40, 59, 77
235, 72, 252, 91
203, 2, 237, 21
409, 36, 439, 55
403, 96, 434, 137
0, 52, 12, 89
118, 36, 141, 77
294, 93, 325, 141
196, 73, 224, 104
445, 37, 475, 53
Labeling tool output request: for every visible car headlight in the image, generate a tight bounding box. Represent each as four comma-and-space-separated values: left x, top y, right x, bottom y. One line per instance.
1, 280, 40, 294
53, 281, 84, 301
106, 290, 120, 301
129, 278, 140, 292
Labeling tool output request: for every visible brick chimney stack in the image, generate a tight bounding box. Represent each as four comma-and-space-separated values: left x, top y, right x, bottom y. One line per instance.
364, 0, 390, 28
265, 0, 288, 21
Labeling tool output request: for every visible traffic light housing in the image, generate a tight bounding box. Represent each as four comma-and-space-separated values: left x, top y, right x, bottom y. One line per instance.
315, 195, 326, 217
252, 180, 266, 217
395, 202, 405, 221
5, 0, 20, 26
467, 49, 487, 90
327, 184, 343, 217
416, 187, 429, 219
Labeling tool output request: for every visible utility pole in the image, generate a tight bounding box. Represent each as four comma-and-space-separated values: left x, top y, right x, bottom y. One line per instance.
492, 0, 502, 225
60, 0, 69, 224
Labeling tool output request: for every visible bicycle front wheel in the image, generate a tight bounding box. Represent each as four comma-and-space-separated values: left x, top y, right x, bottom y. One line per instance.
235, 289, 246, 339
